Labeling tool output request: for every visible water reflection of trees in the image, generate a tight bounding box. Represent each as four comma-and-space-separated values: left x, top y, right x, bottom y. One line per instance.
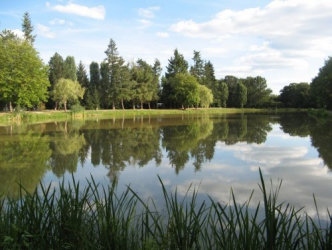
162, 115, 214, 173
0, 113, 291, 194
49, 121, 86, 177
80, 118, 162, 181
279, 114, 332, 169
0, 125, 52, 197
75, 114, 273, 176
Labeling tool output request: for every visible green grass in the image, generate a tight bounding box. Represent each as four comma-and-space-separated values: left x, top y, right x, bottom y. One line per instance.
0, 108, 308, 125
0, 169, 331, 249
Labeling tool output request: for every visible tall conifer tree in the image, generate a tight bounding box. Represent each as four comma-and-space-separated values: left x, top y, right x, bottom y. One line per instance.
22, 12, 36, 44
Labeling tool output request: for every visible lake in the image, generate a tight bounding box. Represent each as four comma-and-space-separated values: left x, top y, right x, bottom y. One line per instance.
0, 112, 331, 216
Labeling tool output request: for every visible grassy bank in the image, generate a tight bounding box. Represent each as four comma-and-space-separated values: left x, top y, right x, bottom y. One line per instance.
308, 108, 332, 119
0, 108, 308, 125
0, 170, 330, 250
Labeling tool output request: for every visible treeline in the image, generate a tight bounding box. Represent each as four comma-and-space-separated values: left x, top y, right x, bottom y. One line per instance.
1, 12, 331, 111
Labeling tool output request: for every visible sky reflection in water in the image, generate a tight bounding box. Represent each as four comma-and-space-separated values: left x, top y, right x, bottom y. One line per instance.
0, 113, 331, 217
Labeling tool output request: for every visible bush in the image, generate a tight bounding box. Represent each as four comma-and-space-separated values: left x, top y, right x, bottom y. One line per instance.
71, 104, 85, 114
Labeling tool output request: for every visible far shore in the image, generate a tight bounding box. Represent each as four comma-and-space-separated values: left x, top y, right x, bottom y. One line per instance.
0, 108, 308, 125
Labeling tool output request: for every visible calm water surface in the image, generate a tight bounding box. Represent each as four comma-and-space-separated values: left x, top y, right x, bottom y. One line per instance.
0, 113, 331, 215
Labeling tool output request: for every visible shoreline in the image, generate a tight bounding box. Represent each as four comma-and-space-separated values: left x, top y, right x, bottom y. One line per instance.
0, 108, 308, 126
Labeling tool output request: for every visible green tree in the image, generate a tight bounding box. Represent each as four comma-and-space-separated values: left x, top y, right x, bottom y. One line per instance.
77, 61, 89, 89
52, 78, 85, 112
76, 61, 90, 107
48, 53, 64, 109
87, 62, 101, 109
310, 57, 332, 109
224, 75, 238, 107
105, 39, 128, 109
63, 56, 77, 81
190, 50, 204, 82
0, 30, 49, 111
116, 62, 132, 109
165, 49, 189, 78
244, 76, 272, 107
162, 49, 189, 108
90, 62, 100, 89
220, 82, 229, 108
130, 59, 154, 109
279, 82, 310, 108
100, 62, 109, 108
198, 84, 213, 108
202, 61, 216, 90
173, 73, 200, 109
236, 82, 247, 108
22, 12, 36, 44
151, 59, 162, 108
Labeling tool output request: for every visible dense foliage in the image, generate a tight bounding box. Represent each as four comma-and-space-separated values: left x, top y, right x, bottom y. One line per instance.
0, 12, 331, 111
0, 30, 49, 111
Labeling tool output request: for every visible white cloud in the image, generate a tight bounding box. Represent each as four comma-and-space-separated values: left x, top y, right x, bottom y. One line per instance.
50, 18, 65, 25
169, 0, 332, 77
47, 2, 106, 20
36, 24, 55, 38
137, 19, 152, 29
138, 6, 160, 19
11, 29, 24, 39
156, 32, 169, 38
49, 18, 73, 26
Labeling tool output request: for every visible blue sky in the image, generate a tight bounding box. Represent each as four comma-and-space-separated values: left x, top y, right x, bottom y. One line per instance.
1, 0, 332, 93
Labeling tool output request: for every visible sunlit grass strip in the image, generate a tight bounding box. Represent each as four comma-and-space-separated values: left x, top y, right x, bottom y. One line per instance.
0, 169, 330, 249
0, 108, 308, 125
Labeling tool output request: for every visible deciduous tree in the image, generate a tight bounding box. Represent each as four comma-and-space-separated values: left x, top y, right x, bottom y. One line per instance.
310, 57, 332, 109
0, 30, 49, 111
198, 85, 213, 108
236, 82, 247, 108
172, 73, 200, 109
52, 78, 85, 112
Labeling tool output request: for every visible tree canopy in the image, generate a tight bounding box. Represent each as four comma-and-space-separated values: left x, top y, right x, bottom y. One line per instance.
0, 30, 49, 111
280, 82, 310, 108
3, 11, 331, 112
52, 78, 85, 112
310, 57, 332, 109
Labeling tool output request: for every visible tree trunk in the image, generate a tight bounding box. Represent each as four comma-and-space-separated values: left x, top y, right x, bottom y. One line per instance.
64, 101, 67, 112
141, 101, 143, 110
112, 100, 115, 110
9, 102, 12, 112
148, 102, 151, 110
133, 101, 135, 110
121, 99, 124, 110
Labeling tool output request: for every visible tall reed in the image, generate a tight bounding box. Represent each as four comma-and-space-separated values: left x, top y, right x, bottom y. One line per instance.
0, 169, 331, 249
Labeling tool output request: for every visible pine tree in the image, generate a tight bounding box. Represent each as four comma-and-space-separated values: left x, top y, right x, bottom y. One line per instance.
105, 39, 124, 109
165, 49, 188, 79
77, 61, 90, 107
77, 61, 89, 89
190, 50, 204, 82
202, 61, 216, 90
22, 12, 36, 44
162, 49, 189, 108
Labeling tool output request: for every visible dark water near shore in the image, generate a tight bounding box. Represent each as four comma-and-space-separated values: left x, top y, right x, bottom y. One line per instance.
0, 113, 331, 216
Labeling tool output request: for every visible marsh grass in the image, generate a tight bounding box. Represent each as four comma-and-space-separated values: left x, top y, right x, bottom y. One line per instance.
0, 169, 331, 249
